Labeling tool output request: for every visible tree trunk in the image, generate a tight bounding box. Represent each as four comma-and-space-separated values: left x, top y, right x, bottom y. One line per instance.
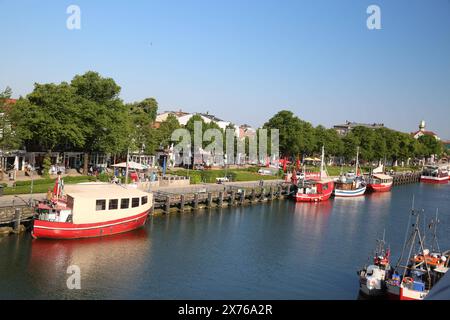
83, 152, 89, 175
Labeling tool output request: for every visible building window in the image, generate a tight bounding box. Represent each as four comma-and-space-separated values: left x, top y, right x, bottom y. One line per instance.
96, 199, 106, 211
121, 198, 130, 209
109, 199, 118, 210
132, 197, 140, 208
141, 196, 148, 205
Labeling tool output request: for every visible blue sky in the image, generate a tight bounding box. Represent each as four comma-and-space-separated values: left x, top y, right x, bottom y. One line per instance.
1, 0, 449, 138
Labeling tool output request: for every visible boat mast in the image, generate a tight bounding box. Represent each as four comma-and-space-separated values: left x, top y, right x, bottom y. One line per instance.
320, 146, 325, 179
125, 147, 130, 185
395, 196, 415, 270
355, 146, 360, 176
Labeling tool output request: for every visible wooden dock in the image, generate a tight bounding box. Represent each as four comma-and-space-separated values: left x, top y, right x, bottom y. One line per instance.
152, 181, 292, 214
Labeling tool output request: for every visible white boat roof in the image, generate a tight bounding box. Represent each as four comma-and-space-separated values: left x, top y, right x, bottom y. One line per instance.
373, 174, 393, 180
64, 183, 149, 199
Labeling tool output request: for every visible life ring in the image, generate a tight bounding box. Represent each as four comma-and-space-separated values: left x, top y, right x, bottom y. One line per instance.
403, 277, 414, 284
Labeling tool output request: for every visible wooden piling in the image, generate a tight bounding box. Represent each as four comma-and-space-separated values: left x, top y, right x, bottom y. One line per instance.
165, 195, 171, 214
260, 188, 265, 201
207, 192, 213, 208
218, 191, 224, 207
14, 208, 21, 233
230, 190, 236, 206
180, 194, 185, 212
269, 186, 274, 201
194, 193, 199, 210
240, 190, 246, 205
251, 188, 256, 203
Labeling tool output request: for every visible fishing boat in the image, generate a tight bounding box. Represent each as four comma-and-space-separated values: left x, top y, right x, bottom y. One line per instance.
294, 146, 334, 202
366, 165, 393, 192
31, 179, 153, 240
334, 147, 367, 197
385, 207, 449, 300
420, 165, 449, 184
358, 232, 393, 297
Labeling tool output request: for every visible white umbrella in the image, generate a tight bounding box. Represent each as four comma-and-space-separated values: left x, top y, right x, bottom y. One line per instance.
112, 161, 147, 170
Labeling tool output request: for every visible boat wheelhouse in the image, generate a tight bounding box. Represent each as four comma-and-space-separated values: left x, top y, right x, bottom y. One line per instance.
32, 183, 153, 239
420, 165, 449, 184
367, 174, 393, 192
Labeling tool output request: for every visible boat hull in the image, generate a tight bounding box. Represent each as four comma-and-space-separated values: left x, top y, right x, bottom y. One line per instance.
295, 190, 333, 202
386, 283, 427, 300
333, 186, 367, 197
367, 183, 393, 192
420, 176, 449, 184
31, 211, 149, 240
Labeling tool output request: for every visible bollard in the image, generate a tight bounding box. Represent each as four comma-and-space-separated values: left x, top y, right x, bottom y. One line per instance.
269, 186, 274, 201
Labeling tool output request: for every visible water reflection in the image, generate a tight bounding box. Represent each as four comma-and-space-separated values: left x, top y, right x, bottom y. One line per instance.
27, 229, 150, 299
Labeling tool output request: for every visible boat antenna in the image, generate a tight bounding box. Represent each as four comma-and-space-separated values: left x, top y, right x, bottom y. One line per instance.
430, 208, 441, 253
394, 195, 415, 270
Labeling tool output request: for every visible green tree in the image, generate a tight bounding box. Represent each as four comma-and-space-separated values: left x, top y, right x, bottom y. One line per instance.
263, 110, 316, 157
0, 87, 21, 150
418, 135, 443, 158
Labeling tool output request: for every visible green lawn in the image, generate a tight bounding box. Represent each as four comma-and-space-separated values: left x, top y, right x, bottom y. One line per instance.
2, 175, 98, 195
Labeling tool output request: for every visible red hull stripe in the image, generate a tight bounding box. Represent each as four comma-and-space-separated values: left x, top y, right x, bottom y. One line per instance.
34, 212, 149, 231
32, 211, 149, 239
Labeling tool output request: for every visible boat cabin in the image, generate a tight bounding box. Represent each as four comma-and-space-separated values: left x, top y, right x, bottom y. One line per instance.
369, 174, 393, 185
297, 179, 333, 195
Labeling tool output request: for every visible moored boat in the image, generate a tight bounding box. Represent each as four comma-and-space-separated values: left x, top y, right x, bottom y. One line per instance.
294, 146, 334, 202
358, 233, 393, 297
420, 165, 449, 184
334, 147, 366, 197
367, 174, 393, 192
31, 182, 153, 240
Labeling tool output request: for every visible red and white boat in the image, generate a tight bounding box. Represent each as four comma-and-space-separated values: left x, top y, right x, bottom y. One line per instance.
420, 165, 449, 184
32, 182, 153, 240
294, 146, 334, 202
367, 174, 393, 192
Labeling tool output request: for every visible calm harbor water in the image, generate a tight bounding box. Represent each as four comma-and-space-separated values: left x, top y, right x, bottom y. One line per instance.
1, 183, 449, 300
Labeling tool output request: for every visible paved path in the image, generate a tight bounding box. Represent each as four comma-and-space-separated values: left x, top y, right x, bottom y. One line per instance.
0, 179, 286, 207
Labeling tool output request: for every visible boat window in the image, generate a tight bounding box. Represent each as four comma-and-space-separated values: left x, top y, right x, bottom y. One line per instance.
132, 197, 140, 208
121, 198, 130, 209
109, 199, 118, 210
141, 196, 148, 205
96, 199, 106, 211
